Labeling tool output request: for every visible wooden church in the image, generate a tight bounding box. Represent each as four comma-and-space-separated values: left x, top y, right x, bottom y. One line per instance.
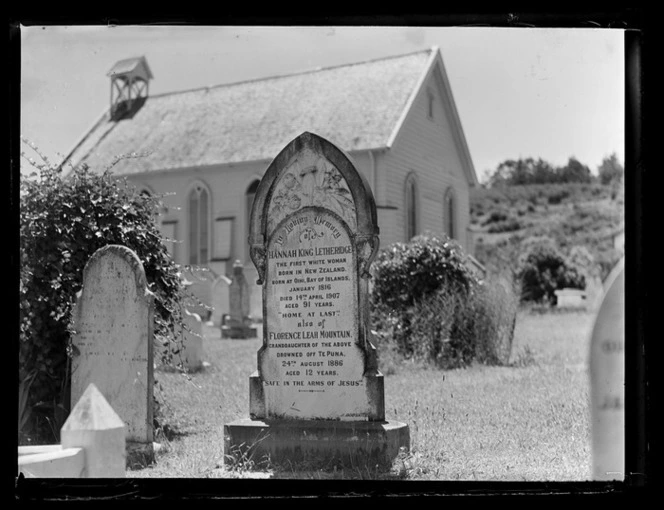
63, 47, 480, 321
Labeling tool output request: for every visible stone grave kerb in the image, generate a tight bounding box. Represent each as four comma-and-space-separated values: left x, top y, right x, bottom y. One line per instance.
247, 131, 383, 421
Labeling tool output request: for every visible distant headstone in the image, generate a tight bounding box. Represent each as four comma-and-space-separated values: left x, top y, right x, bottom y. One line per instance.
224, 132, 409, 469
183, 268, 214, 321
589, 258, 625, 480
70, 245, 154, 463
211, 275, 231, 326
555, 288, 587, 309
180, 309, 204, 371
221, 260, 257, 339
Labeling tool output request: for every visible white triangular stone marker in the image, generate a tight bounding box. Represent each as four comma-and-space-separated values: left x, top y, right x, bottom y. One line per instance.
61, 383, 126, 477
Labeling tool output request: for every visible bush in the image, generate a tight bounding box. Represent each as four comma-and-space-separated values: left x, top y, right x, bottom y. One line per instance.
487, 217, 522, 233
516, 238, 586, 305
371, 233, 476, 313
20, 142, 190, 443
547, 189, 569, 205
482, 209, 509, 226
370, 233, 517, 369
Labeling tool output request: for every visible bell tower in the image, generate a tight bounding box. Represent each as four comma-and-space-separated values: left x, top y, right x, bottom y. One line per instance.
107, 56, 153, 120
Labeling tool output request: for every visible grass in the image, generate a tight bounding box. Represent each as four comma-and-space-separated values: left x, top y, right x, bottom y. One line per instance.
129, 308, 595, 481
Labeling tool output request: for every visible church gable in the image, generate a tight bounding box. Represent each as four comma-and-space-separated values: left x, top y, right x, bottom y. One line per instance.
379, 53, 476, 248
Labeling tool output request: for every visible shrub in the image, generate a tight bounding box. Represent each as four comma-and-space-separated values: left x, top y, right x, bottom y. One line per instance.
371, 232, 477, 313
482, 209, 509, 226
568, 245, 599, 280
547, 189, 569, 205
370, 233, 517, 368
516, 239, 586, 305
487, 217, 522, 233
20, 141, 190, 443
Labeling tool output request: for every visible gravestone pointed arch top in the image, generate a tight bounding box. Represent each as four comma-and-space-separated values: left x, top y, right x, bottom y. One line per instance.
249, 131, 380, 285
247, 131, 384, 421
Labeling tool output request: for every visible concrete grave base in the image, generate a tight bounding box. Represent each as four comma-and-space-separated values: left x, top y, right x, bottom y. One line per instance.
223, 419, 409, 471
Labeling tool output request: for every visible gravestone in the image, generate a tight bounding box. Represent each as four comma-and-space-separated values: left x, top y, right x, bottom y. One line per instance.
224, 132, 409, 470
589, 257, 625, 480
221, 260, 257, 339
70, 245, 154, 464
180, 309, 204, 371
555, 288, 587, 309
211, 275, 231, 326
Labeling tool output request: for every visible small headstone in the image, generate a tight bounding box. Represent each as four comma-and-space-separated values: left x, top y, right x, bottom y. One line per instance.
61, 383, 126, 478
589, 258, 624, 480
183, 268, 214, 321
180, 309, 204, 371
70, 245, 154, 463
225, 132, 408, 469
211, 275, 231, 326
221, 260, 257, 339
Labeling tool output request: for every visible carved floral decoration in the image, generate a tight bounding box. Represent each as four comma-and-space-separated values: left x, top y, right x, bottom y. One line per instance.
267, 153, 356, 235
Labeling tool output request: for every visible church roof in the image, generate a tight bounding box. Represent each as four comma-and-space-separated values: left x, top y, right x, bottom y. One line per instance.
64, 48, 453, 176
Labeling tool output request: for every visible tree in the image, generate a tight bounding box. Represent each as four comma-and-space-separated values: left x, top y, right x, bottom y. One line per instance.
597, 153, 624, 185
558, 157, 592, 184
487, 157, 562, 187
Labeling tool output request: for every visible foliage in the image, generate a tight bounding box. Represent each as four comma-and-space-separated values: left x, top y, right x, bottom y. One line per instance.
485, 156, 597, 188
471, 182, 623, 282
481, 209, 510, 226
370, 233, 517, 369
597, 153, 624, 185
558, 157, 592, 184
371, 232, 477, 312
19, 139, 190, 443
487, 157, 557, 187
515, 237, 586, 305
486, 217, 522, 233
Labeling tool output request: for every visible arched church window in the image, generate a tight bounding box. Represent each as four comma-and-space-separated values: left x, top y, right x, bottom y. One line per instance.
445, 187, 456, 239
246, 179, 260, 261
405, 173, 418, 241
189, 184, 209, 265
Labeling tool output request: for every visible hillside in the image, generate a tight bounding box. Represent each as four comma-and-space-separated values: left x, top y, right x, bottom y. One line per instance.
469, 181, 624, 282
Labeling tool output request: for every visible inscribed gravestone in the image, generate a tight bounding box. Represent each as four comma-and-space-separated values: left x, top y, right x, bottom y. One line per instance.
225, 132, 407, 468
70, 245, 154, 447
221, 260, 257, 339
248, 132, 385, 421
589, 257, 625, 480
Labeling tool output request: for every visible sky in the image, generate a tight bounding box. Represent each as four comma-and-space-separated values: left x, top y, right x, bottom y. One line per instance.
18, 24, 625, 183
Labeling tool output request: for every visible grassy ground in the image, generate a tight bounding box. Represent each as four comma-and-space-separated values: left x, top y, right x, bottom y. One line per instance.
129, 307, 595, 481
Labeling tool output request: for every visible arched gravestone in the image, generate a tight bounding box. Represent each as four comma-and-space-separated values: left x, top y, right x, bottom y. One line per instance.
589, 257, 625, 480
70, 245, 154, 464
224, 132, 409, 469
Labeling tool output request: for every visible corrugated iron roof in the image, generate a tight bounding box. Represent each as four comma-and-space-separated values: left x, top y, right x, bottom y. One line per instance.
67, 49, 434, 176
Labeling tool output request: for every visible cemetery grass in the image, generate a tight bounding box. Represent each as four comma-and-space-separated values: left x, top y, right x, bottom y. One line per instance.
131, 309, 593, 481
